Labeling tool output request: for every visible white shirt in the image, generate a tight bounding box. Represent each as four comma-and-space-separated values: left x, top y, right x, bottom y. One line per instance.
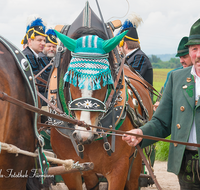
125, 48, 138, 58
29, 47, 39, 58
186, 66, 200, 150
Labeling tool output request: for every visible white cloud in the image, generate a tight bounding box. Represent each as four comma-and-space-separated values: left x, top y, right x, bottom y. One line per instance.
0, 0, 200, 54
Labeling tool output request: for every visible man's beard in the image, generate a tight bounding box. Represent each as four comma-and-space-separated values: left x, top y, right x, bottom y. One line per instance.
47, 51, 56, 58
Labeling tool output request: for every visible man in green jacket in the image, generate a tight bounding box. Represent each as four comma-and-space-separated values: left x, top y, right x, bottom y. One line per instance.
123, 18, 200, 189
153, 36, 192, 111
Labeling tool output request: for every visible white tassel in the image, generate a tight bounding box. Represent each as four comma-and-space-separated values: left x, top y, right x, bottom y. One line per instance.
26, 14, 40, 27
26, 14, 47, 30
128, 13, 143, 28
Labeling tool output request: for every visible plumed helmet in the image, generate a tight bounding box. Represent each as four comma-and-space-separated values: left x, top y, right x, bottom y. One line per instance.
26, 14, 47, 40
117, 13, 143, 47
45, 28, 58, 45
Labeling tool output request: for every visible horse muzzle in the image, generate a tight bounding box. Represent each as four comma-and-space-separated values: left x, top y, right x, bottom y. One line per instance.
72, 129, 98, 144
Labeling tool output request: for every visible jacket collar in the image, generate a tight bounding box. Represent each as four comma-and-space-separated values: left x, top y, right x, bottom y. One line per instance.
125, 48, 140, 60
191, 65, 200, 108
182, 68, 195, 109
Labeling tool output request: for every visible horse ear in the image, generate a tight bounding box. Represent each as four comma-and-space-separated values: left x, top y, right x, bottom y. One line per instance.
54, 30, 77, 52
102, 30, 128, 53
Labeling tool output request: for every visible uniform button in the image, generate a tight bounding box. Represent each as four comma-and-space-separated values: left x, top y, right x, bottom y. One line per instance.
174, 143, 178, 147
180, 106, 185, 112
176, 124, 181, 129
182, 85, 187, 89
186, 78, 192, 83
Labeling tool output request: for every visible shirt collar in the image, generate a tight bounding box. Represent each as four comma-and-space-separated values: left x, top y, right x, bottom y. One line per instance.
29, 47, 39, 58
191, 65, 200, 79
125, 48, 138, 58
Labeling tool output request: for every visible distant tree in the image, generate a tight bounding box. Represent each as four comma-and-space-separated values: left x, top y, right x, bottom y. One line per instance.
149, 55, 161, 63
152, 57, 181, 69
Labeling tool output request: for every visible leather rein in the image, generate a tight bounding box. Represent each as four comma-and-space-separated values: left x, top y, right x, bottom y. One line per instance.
0, 90, 200, 149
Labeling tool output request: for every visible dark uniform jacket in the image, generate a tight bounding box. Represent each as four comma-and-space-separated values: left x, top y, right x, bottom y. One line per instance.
22, 47, 52, 93
140, 66, 200, 175
126, 49, 153, 85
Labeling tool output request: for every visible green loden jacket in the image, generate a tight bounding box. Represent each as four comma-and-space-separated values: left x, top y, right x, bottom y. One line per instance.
140, 66, 200, 175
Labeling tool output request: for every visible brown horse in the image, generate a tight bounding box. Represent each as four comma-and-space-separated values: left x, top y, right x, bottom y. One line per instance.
0, 39, 35, 189
50, 27, 153, 190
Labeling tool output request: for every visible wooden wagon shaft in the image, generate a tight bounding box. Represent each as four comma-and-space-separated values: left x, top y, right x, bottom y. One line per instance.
0, 90, 200, 148
1, 142, 72, 168
38, 162, 94, 176
0, 142, 93, 173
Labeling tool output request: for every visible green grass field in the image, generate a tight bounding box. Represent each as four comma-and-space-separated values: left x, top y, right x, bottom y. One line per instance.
153, 68, 172, 102
152, 68, 173, 161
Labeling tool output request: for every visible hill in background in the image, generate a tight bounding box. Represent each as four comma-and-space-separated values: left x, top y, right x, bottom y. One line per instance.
148, 54, 176, 61
148, 54, 180, 69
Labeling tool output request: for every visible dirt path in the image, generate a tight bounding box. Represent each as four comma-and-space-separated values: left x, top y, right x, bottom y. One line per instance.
141, 161, 179, 190
51, 161, 180, 190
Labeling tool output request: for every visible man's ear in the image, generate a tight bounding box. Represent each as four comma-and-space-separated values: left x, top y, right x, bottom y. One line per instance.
124, 41, 128, 49
28, 38, 32, 45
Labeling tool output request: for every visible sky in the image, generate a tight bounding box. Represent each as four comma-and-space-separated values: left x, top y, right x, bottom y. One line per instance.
0, 0, 200, 55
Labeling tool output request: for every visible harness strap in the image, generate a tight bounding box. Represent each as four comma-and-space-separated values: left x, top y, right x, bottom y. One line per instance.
105, 57, 125, 109
37, 91, 63, 114
35, 75, 47, 85
54, 25, 70, 68
102, 134, 112, 156
110, 74, 124, 153
34, 61, 53, 81
127, 147, 138, 180
126, 105, 142, 127
127, 62, 162, 98
125, 76, 149, 120
137, 145, 162, 190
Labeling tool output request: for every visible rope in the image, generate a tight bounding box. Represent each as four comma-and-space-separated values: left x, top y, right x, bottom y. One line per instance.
106, 0, 130, 22
0, 142, 74, 171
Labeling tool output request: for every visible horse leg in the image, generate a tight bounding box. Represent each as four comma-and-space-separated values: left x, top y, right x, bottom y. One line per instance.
61, 172, 83, 190
125, 151, 142, 190
83, 172, 99, 190
105, 157, 130, 190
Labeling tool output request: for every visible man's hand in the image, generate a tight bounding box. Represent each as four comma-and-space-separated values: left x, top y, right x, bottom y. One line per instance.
122, 129, 143, 147
153, 101, 160, 112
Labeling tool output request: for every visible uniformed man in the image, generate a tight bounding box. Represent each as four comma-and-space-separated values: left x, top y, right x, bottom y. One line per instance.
38, 28, 58, 83
40, 28, 58, 59
117, 13, 153, 85
119, 27, 153, 85
122, 18, 200, 189
153, 36, 193, 111
22, 16, 49, 106
163, 36, 193, 89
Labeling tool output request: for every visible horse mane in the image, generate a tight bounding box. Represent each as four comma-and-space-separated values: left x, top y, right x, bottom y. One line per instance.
60, 26, 116, 81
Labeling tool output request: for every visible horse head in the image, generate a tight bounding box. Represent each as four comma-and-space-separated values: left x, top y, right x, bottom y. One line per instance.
56, 27, 127, 144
